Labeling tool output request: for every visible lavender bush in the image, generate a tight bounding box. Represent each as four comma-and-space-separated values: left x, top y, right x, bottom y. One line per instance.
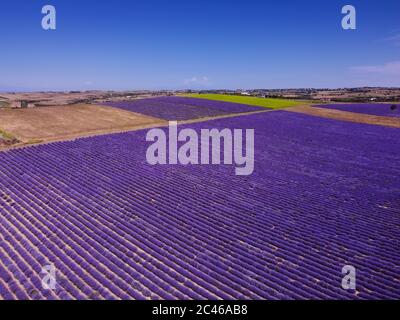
315, 103, 400, 117
0, 111, 399, 299
102, 96, 265, 120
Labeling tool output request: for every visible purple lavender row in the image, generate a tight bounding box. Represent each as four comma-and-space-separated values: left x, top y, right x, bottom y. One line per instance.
0, 151, 266, 299
1, 115, 398, 300
0, 114, 394, 298
314, 103, 400, 117
0, 111, 400, 299
154, 96, 265, 113
101, 96, 264, 121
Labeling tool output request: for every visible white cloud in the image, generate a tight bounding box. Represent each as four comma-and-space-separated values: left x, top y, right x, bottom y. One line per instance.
382, 33, 400, 46
184, 76, 209, 85
351, 61, 400, 75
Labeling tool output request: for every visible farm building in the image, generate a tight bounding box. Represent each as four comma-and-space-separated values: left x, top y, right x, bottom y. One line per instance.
9, 100, 36, 108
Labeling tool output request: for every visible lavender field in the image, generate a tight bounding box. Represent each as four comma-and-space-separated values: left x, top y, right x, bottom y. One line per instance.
0, 111, 399, 300
315, 103, 400, 117
102, 96, 265, 120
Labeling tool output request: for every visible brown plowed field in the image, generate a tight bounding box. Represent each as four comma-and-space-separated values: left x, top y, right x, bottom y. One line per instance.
0, 104, 166, 144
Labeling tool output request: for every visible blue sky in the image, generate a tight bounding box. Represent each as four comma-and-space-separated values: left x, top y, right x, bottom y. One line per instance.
0, 0, 399, 91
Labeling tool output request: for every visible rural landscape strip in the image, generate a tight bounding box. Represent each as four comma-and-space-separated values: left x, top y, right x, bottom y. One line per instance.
0, 99, 400, 151
0, 108, 270, 152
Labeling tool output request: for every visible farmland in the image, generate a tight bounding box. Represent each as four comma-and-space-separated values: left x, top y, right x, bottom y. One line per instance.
0, 102, 399, 299
2, 0, 400, 305
0, 104, 165, 147
102, 96, 265, 121
183, 94, 305, 109
315, 103, 400, 117
289, 105, 400, 128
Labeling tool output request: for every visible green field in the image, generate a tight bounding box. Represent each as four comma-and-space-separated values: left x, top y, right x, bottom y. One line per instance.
183, 94, 306, 109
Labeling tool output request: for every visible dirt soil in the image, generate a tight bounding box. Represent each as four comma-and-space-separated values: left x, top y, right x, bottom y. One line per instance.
287, 105, 400, 128
0, 104, 166, 145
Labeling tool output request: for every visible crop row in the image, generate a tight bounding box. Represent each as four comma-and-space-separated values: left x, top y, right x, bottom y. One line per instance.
315, 103, 400, 117
102, 96, 265, 120
0, 111, 399, 299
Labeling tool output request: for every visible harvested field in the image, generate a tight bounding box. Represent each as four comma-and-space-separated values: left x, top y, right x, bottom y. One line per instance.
102, 96, 265, 121
0, 111, 399, 299
315, 103, 400, 117
0, 104, 165, 144
288, 105, 400, 128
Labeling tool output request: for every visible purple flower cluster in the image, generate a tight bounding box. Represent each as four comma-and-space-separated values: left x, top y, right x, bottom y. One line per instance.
315, 103, 400, 117
0, 111, 399, 300
102, 96, 265, 120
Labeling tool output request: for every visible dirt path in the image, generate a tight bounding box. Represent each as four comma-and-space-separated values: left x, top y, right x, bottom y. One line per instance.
287, 105, 400, 128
